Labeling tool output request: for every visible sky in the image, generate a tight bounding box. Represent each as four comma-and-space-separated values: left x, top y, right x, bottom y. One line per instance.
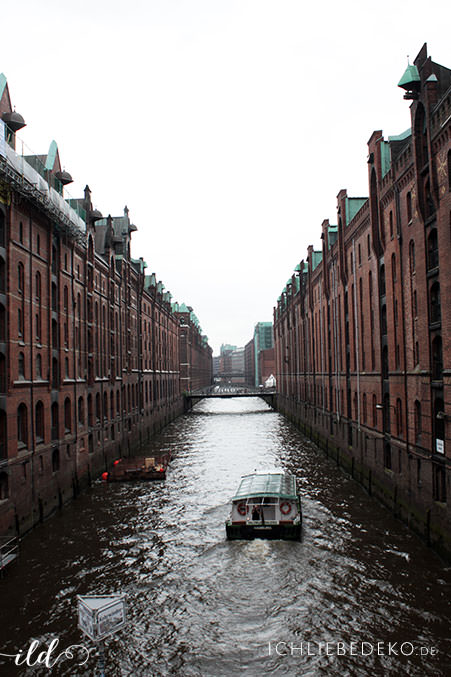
1, 0, 449, 354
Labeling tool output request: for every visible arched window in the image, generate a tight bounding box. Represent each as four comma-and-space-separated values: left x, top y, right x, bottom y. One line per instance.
372, 394, 377, 426
414, 400, 421, 442
430, 282, 441, 324
96, 393, 101, 422
17, 403, 28, 447
391, 253, 397, 285
103, 392, 107, 420
64, 397, 71, 432
35, 401, 44, 441
389, 210, 394, 239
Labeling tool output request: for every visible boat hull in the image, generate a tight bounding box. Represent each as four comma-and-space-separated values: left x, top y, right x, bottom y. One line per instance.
226, 522, 301, 541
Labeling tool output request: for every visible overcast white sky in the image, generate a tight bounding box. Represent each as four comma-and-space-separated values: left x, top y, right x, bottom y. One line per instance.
2, 1, 449, 353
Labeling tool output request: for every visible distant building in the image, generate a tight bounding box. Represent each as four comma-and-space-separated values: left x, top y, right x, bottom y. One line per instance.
253, 322, 274, 386
244, 339, 255, 386
214, 344, 245, 384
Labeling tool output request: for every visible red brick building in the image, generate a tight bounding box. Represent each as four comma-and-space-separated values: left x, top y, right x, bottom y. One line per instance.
274, 44, 451, 560
0, 73, 212, 540
258, 347, 275, 387
173, 302, 213, 392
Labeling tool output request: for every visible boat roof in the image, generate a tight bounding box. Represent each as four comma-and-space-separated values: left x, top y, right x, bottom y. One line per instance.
232, 473, 297, 500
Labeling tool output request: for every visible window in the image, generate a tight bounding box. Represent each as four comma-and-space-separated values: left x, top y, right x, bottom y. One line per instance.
35, 272, 41, 301
18, 263, 24, 294
18, 352, 25, 379
407, 192, 412, 223
389, 210, 394, 239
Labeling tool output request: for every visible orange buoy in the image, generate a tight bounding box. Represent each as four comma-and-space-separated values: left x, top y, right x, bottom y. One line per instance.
101, 472, 109, 481
113, 459, 121, 466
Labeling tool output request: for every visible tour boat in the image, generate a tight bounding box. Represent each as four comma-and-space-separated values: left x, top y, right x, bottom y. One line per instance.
225, 472, 302, 540
102, 454, 170, 482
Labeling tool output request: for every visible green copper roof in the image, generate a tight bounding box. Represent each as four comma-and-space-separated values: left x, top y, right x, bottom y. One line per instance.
388, 128, 411, 142
345, 197, 367, 226
381, 140, 391, 178
311, 250, 323, 271
178, 302, 189, 313
0, 73, 7, 101
398, 64, 420, 89
45, 140, 58, 171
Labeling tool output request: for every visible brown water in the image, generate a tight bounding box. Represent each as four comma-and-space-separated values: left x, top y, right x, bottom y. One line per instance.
0, 397, 450, 676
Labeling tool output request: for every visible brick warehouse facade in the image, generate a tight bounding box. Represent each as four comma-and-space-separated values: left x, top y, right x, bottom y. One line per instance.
274, 44, 451, 560
0, 74, 212, 540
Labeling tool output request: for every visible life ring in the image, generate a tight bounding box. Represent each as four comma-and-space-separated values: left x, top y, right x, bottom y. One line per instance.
237, 502, 248, 516
280, 502, 292, 515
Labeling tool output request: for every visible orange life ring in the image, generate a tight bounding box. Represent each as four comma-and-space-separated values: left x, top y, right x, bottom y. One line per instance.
237, 502, 248, 516
280, 501, 292, 515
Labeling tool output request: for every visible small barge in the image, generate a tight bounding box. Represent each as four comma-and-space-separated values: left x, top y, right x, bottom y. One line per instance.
103, 455, 170, 482
226, 472, 302, 541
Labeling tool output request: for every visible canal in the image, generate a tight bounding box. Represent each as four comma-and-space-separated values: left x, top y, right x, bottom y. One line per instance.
0, 397, 450, 676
